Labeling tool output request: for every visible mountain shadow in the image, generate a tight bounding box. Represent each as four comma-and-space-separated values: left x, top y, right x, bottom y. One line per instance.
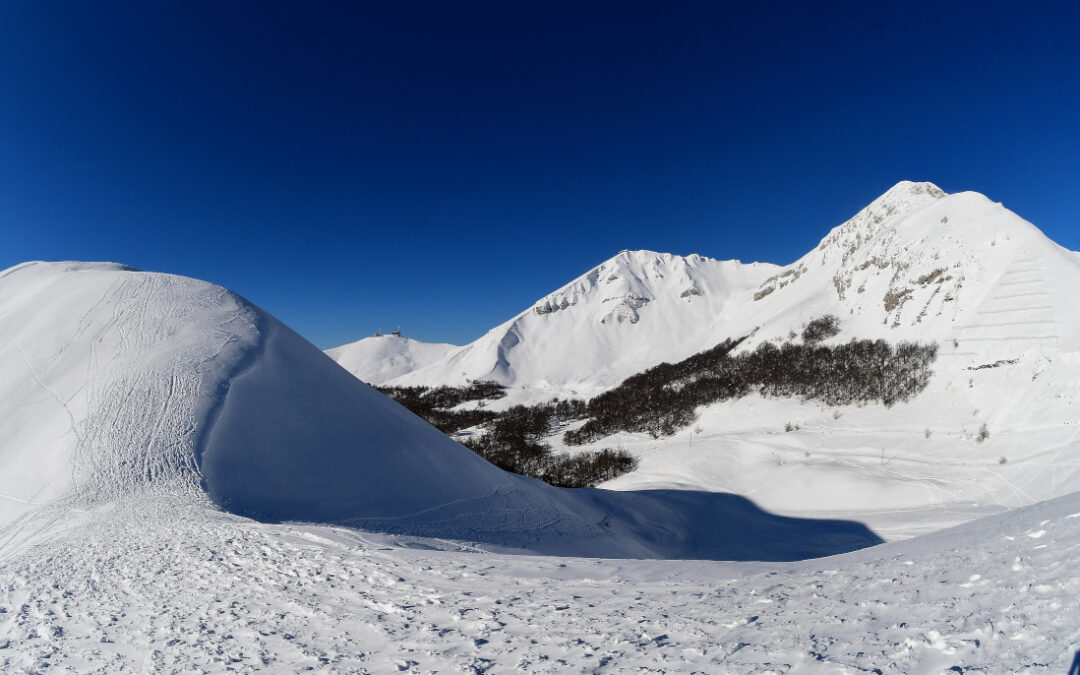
572, 488, 884, 562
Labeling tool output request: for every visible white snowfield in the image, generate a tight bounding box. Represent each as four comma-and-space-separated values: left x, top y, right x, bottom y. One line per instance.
334, 181, 1080, 539
1, 475, 1079, 672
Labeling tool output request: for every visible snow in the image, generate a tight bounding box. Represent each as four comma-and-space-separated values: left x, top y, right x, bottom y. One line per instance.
2, 481, 1079, 672
3, 180, 1080, 672
0, 260, 876, 561
326, 335, 457, 385
335, 181, 1080, 539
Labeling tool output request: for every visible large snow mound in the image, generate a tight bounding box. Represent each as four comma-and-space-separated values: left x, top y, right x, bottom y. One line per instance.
0, 261, 590, 546
0, 261, 878, 560
0, 261, 258, 527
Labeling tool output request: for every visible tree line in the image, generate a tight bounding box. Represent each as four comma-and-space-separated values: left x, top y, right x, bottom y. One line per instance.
567, 317, 936, 445
377, 382, 632, 487
377, 316, 937, 485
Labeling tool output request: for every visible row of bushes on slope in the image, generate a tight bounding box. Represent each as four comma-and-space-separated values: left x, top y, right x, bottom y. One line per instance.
378, 382, 635, 488
458, 401, 635, 488
566, 319, 937, 445
377, 315, 936, 483
378, 381, 507, 434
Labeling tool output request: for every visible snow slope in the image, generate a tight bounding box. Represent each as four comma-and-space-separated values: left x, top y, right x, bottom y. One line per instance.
588, 182, 1080, 535
0, 261, 876, 561
3, 471, 1079, 673
382, 250, 777, 396
326, 334, 456, 385
370, 181, 1080, 394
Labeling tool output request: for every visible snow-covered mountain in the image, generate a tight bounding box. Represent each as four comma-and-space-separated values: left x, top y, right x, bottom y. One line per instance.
329, 181, 1080, 538
343, 181, 1079, 394
376, 251, 776, 395
327, 334, 457, 385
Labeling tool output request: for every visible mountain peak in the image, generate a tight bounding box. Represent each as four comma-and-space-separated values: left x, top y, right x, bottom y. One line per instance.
859, 180, 948, 223
880, 180, 947, 201
815, 181, 948, 256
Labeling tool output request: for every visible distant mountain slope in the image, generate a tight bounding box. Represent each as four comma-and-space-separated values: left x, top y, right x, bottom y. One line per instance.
326, 334, 456, 385
383, 250, 778, 394
745, 181, 1080, 358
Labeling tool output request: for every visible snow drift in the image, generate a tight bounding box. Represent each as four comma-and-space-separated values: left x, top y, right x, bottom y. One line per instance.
0, 261, 877, 560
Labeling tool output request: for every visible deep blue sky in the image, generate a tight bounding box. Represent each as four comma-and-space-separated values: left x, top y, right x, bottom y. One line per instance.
2, 2, 1078, 347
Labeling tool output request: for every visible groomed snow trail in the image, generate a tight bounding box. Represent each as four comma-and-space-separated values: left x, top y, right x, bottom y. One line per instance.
1, 492, 1078, 673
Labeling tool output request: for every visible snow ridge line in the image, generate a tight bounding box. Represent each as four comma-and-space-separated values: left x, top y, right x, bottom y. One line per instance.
193, 294, 267, 484
0, 261, 40, 282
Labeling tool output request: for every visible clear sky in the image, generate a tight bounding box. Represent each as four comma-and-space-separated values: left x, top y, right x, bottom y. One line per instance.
2, 1, 1078, 348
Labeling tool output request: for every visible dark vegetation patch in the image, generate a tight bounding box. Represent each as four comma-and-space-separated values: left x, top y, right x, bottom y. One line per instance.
378, 383, 634, 488
801, 315, 841, 344
379, 316, 937, 485
378, 381, 506, 434
459, 401, 636, 488
566, 319, 937, 445
967, 358, 1017, 371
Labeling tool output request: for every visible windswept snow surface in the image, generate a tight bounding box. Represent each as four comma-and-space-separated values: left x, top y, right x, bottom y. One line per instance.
326, 335, 456, 385
2, 482, 1079, 672
0, 260, 876, 561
